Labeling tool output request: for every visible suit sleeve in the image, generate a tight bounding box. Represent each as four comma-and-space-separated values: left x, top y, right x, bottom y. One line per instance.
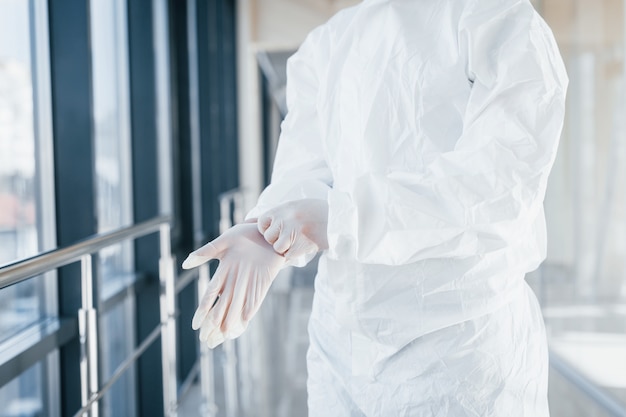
246, 26, 332, 220
326, 0, 568, 266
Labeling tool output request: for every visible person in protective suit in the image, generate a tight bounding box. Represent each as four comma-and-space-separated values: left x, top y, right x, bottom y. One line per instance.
183, 0, 568, 415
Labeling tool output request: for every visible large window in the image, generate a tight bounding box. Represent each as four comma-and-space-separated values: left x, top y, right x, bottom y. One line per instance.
89, 0, 136, 416
0, 0, 42, 339
0, 0, 56, 415
90, 0, 134, 277
531, 0, 626, 414
0, 0, 220, 415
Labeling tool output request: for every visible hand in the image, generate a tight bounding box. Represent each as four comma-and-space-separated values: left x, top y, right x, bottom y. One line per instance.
257, 198, 329, 260
182, 223, 286, 348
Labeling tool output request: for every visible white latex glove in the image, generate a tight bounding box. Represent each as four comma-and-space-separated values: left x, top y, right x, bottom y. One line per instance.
182, 223, 285, 348
257, 198, 329, 260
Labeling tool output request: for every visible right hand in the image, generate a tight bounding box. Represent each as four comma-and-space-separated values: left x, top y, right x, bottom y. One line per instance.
257, 198, 329, 260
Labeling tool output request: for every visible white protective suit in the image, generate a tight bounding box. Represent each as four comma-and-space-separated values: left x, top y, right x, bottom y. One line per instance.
246, 0, 568, 415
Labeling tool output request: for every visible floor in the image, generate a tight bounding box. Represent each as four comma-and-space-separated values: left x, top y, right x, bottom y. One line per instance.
177, 261, 626, 417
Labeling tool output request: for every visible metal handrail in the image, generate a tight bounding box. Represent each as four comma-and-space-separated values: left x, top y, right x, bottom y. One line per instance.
0, 215, 170, 290
0, 214, 178, 417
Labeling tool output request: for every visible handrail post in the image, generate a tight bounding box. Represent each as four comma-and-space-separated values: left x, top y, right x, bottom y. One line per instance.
78, 254, 99, 417
198, 263, 218, 417
219, 192, 239, 417
159, 224, 178, 417
233, 192, 245, 224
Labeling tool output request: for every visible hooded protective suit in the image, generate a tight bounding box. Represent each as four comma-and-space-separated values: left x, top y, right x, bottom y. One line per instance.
246, 0, 568, 415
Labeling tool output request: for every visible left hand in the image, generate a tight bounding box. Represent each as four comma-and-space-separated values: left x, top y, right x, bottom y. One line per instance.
182, 223, 286, 348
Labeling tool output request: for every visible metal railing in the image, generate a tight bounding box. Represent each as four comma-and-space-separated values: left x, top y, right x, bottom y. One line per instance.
0, 215, 180, 417
217, 189, 245, 417
5, 198, 625, 417
0, 188, 250, 417
174, 188, 246, 417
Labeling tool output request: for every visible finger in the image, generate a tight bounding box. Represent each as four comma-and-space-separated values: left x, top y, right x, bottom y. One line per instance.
221, 265, 249, 336
207, 329, 226, 349
199, 315, 218, 342
193, 266, 226, 329
226, 319, 248, 340
243, 274, 270, 321
273, 231, 293, 255
205, 266, 238, 332
192, 267, 227, 330
257, 214, 272, 234
283, 240, 316, 259
201, 320, 222, 344
262, 220, 281, 245
182, 242, 219, 269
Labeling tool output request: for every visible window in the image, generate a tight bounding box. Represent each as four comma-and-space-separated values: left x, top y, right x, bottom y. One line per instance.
0, 361, 45, 417
0, 0, 57, 415
100, 299, 137, 417
0, 0, 42, 338
90, 0, 134, 281
89, 1, 137, 416
532, 1, 626, 414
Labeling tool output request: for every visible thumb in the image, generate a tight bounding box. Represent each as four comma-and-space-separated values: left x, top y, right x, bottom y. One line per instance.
257, 213, 273, 234
182, 241, 220, 269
